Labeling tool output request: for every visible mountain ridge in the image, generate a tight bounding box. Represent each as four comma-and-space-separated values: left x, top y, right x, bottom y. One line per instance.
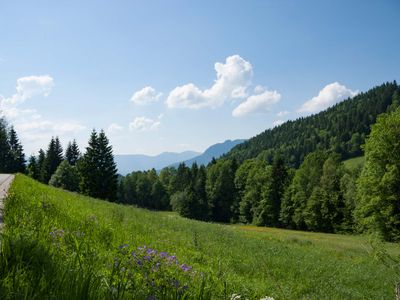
115, 151, 200, 175
169, 139, 245, 168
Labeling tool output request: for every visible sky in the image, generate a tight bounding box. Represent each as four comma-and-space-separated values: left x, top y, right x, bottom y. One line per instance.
0, 0, 399, 156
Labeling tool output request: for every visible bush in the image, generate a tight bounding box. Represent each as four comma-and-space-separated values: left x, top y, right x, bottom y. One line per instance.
49, 160, 80, 192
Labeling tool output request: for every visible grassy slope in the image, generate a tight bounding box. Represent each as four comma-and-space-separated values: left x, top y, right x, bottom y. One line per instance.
343, 156, 365, 171
2, 174, 399, 299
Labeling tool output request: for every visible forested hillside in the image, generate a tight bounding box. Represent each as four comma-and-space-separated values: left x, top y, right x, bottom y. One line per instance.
226, 82, 399, 166
118, 82, 400, 242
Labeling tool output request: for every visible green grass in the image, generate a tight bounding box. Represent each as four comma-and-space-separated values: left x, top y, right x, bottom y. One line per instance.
1, 174, 399, 299
343, 156, 365, 171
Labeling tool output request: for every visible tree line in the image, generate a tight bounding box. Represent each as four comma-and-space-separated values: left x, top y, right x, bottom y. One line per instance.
119, 105, 400, 242
27, 130, 118, 201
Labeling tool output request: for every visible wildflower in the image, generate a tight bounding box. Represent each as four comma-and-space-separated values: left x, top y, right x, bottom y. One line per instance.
147, 248, 157, 255
137, 259, 143, 266
179, 264, 192, 272
118, 244, 129, 249
151, 262, 161, 272
159, 251, 168, 258
172, 279, 180, 288
167, 255, 177, 263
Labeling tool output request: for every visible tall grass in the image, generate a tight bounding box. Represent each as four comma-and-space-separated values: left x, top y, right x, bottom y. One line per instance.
0, 174, 398, 299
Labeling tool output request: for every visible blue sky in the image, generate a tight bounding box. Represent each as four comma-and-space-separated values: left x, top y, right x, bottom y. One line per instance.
0, 0, 399, 155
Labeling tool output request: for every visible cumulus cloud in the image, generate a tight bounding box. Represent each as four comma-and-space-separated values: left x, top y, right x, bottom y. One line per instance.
232, 89, 281, 117
166, 55, 253, 109
0, 75, 54, 119
131, 86, 162, 105
3, 75, 54, 106
273, 119, 285, 126
277, 110, 290, 117
107, 123, 124, 133
129, 116, 161, 131
298, 82, 358, 113
0, 75, 85, 153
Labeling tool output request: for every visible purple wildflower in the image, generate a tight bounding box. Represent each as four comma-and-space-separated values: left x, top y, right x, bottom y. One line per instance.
179, 264, 192, 272
167, 255, 177, 262
118, 244, 129, 249
143, 255, 152, 261
147, 248, 157, 255
172, 279, 180, 288
159, 251, 168, 258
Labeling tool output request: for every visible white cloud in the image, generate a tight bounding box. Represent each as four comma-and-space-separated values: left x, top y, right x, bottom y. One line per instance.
277, 110, 290, 117
107, 123, 124, 133
166, 55, 253, 109
298, 82, 358, 113
0, 75, 86, 154
273, 119, 284, 126
131, 86, 162, 105
3, 75, 54, 105
232, 89, 281, 117
129, 116, 161, 131
0, 75, 54, 119
53, 122, 86, 133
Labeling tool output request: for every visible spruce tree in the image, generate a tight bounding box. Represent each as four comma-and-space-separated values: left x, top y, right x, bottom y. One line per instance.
255, 155, 288, 227
27, 155, 39, 179
37, 149, 47, 183
0, 118, 11, 172
79, 130, 100, 197
65, 139, 80, 165
43, 137, 63, 183
193, 165, 208, 220
79, 129, 118, 201
97, 130, 118, 201
7, 126, 26, 173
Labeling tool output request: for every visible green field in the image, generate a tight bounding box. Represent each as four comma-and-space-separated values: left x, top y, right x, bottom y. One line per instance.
0, 174, 399, 299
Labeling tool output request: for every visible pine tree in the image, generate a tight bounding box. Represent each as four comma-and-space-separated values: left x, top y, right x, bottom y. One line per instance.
193, 165, 208, 220
37, 149, 47, 183
27, 155, 39, 179
97, 130, 118, 201
0, 118, 11, 172
79, 130, 100, 197
65, 139, 80, 165
206, 159, 237, 222
255, 155, 288, 227
7, 126, 26, 173
79, 129, 118, 201
43, 137, 63, 183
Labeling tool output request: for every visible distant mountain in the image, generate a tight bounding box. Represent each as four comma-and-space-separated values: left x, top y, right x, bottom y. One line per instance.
115, 151, 200, 175
170, 139, 246, 168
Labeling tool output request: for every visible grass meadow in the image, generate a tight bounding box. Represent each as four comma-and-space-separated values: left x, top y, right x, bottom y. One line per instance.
0, 174, 398, 299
